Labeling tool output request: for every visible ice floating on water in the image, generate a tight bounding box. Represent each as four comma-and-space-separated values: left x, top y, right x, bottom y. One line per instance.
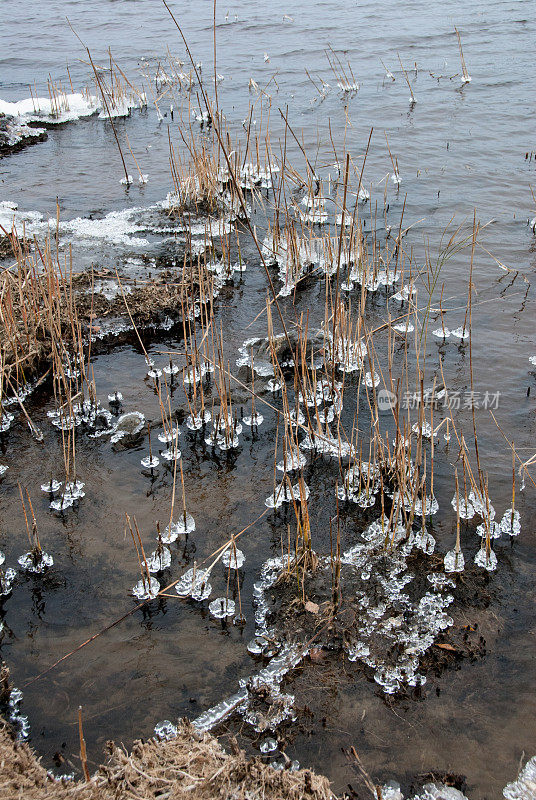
0, 412, 15, 433
427, 573, 455, 591
154, 720, 177, 741
158, 427, 180, 443
451, 325, 469, 340
194, 110, 210, 125
132, 576, 160, 600
500, 508, 521, 536
186, 411, 211, 430
18, 551, 53, 573
64, 480, 85, 501
276, 451, 307, 472
247, 637, 267, 656
432, 327, 451, 339
0, 118, 46, 149
475, 521, 501, 540
451, 495, 475, 520
467, 490, 495, 521
120, 175, 134, 185
417, 785, 468, 800
412, 527, 436, 554
209, 597, 236, 618
192, 643, 303, 732
175, 568, 211, 601
222, 548, 245, 570
161, 446, 181, 461
6, 686, 30, 741
243, 412, 264, 427
364, 371, 381, 388
380, 782, 403, 800
214, 432, 241, 450
346, 641, 371, 661
146, 547, 172, 573
0, 465, 9, 477
141, 455, 160, 469
0, 93, 98, 124
265, 482, 297, 508
474, 544, 497, 572
161, 521, 182, 543
393, 321, 414, 334
259, 737, 278, 753
337, 80, 359, 93
444, 549, 464, 573
108, 391, 123, 406
0, 567, 17, 596
50, 495, 74, 513
169, 513, 196, 536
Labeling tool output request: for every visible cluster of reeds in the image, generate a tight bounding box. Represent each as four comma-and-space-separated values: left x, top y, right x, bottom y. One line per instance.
149, 30, 500, 594
89, 52, 146, 118
0, 227, 85, 413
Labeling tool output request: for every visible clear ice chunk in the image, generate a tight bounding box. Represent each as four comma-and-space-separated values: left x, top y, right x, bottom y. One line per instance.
475, 521, 501, 540
259, 737, 278, 754
444, 549, 464, 573
222, 548, 245, 569
141, 455, 160, 469
474, 546, 497, 572
132, 576, 160, 599
175, 568, 212, 601
209, 597, 236, 618
0, 567, 17, 596
18, 551, 53, 573
41, 479, 62, 493
503, 755, 536, 800
243, 412, 264, 427
500, 508, 521, 536
154, 720, 177, 740
146, 548, 172, 573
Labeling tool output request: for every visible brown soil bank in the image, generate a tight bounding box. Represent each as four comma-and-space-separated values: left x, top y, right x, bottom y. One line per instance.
0, 717, 334, 800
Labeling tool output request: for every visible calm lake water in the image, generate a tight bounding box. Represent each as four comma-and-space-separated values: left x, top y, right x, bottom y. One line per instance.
1, 2, 535, 797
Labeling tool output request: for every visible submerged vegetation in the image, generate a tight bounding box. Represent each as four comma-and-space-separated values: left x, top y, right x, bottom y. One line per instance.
0, 8, 535, 799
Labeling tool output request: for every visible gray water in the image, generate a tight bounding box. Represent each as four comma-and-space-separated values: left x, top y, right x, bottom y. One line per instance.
1, 2, 535, 797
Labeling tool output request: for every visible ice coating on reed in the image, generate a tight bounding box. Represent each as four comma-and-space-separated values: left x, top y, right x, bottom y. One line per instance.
132, 576, 160, 600
18, 551, 54, 573
222, 548, 245, 570
175, 568, 212, 601
209, 597, 236, 618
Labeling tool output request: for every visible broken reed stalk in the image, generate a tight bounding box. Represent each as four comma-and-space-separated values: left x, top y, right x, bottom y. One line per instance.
455, 27, 470, 82
78, 706, 91, 782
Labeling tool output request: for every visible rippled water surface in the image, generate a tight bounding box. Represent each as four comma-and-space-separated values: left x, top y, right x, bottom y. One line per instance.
1, 2, 535, 798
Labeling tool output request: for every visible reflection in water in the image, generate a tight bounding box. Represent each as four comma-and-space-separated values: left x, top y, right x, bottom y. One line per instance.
0, 1, 535, 799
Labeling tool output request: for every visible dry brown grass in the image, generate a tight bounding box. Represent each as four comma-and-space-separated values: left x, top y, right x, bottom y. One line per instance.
0, 716, 335, 800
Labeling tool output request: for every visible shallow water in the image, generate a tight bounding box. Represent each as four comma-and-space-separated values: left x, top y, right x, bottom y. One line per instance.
1, 1, 536, 798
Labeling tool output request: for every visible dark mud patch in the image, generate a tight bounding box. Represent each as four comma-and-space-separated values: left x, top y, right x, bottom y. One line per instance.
262, 546, 494, 694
